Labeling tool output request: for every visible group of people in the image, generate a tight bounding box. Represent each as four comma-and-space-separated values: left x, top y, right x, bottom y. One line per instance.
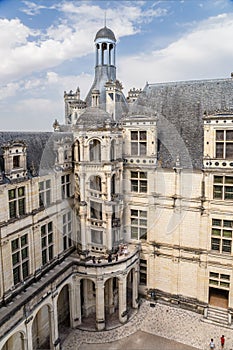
209, 335, 225, 349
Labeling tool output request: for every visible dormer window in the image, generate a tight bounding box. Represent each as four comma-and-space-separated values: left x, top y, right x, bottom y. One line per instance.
216, 130, 233, 158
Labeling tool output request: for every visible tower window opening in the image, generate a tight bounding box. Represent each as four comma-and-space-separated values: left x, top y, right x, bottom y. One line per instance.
13, 155, 20, 168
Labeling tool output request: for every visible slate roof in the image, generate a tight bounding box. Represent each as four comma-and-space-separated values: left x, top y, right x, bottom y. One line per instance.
0, 132, 73, 178
76, 106, 112, 129
135, 78, 233, 169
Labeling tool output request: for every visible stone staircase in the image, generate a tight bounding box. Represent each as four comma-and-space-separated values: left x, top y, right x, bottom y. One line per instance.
206, 306, 229, 327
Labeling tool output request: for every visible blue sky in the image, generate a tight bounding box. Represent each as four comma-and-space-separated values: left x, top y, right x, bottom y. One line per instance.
1, 0, 233, 131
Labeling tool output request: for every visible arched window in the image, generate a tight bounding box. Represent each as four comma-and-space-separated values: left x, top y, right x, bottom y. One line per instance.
90, 175, 102, 191
89, 139, 101, 161
110, 139, 116, 161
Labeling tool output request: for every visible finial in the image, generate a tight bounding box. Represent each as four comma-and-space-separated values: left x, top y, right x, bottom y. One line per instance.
104, 11, 106, 27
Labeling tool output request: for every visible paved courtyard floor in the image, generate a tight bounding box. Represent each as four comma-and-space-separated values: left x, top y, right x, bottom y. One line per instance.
62, 300, 233, 350
78, 330, 199, 350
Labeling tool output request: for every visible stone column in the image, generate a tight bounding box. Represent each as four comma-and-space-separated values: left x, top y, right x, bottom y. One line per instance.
118, 275, 127, 323
108, 278, 114, 314
70, 277, 82, 327
25, 317, 34, 350
96, 279, 105, 330
82, 279, 90, 317
49, 302, 60, 350
106, 173, 112, 201
132, 269, 139, 309
79, 203, 87, 250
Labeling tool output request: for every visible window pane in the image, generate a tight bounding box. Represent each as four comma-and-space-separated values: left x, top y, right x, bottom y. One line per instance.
11, 239, 19, 251
225, 177, 233, 184
21, 247, 28, 260
18, 198, 25, 216
212, 228, 221, 236
216, 143, 223, 158
49, 246, 53, 260
18, 187, 25, 197
131, 209, 138, 217
131, 131, 138, 140
131, 142, 138, 155
9, 201, 17, 218
41, 237, 46, 248
223, 230, 232, 238
226, 130, 233, 140
222, 240, 231, 253
209, 279, 218, 285
214, 176, 223, 184
211, 238, 220, 251
216, 130, 224, 141
42, 250, 47, 265
48, 222, 53, 232
131, 172, 138, 179
8, 189, 16, 200
140, 181, 147, 193
220, 274, 230, 280
223, 220, 233, 227
131, 227, 138, 239
210, 272, 219, 278
226, 143, 233, 158
225, 186, 233, 199
39, 182, 44, 191
140, 131, 147, 140
12, 252, 20, 265
140, 172, 147, 179
13, 266, 20, 285
140, 142, 147, 155
48, 233, 53, 244
213, 186, 222, 199
22, 261, 29, 279
212, 219, 221, 226
131, 180, 138, 192
46, 180, 51, 189
139, 228, 147, 239
220, 281, 230, 288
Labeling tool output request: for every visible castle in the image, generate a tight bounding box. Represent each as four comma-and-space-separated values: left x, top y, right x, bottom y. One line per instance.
1, 25, 233, 349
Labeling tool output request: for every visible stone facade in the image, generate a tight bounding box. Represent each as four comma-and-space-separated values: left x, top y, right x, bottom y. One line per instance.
1, 25, 233, 350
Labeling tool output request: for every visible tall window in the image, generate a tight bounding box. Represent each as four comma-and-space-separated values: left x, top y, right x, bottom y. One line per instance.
139, 259, 147, 285
11, 234, 29, 285
89, 139, 101, 161
61, 174, 71, 199
41, 222, 53, 265
213, 176, 233, 200
131, 171, 147, 193
211, 219, 232, 254
209, 272, 230, 289
39, 180, 51, 207
131, 209, 147, 240
216, 130, 233, 158
8, 187, 25, 219
131, 131, 147, 156
63, 212, 72, 250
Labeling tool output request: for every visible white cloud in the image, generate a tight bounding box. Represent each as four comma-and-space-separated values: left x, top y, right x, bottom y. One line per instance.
0, 2, 168, 84
118, 12, 233, 92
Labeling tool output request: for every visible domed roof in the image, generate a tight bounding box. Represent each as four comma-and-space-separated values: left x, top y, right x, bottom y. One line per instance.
76, 107, 112, 128
95, 26, 116, 42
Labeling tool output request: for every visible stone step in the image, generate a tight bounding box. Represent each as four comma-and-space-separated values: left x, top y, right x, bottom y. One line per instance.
206, 307, 229, 326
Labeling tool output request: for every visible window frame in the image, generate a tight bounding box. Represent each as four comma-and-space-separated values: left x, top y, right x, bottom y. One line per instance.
130, 209, 147, 240
8, 186, 26, 219
130, 171, 147, 193
11, 234, 29, 285
213, 175, 233, 200
41, 222, 54, 265
130, 130, 147, 156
